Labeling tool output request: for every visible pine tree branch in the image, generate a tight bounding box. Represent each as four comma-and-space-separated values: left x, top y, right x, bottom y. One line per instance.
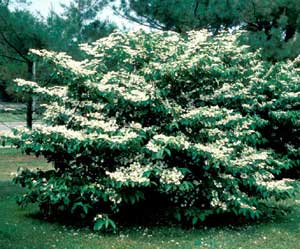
0, 31, 30, 63
113, 7, 165, 30
194, 0, 200, 17
0, 11, 25, 46
0, 53, 26, 63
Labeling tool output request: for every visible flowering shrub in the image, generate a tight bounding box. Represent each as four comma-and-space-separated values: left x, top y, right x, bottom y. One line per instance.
2, 30, 299, 231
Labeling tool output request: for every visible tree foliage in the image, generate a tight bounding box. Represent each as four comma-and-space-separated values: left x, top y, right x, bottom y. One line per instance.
0, 2, 51, 126
0, 0, 116, 127
0, 3, 48, 62
115, 0, 300, 60
46, 0, 116, 59
2, 30, 299, 231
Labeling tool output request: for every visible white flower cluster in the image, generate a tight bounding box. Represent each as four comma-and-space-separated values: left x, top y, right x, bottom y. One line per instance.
97, 71, 153, 103
210, 190, 227, 211
42, 102, 73, 121
104, 188, 122, 204
282, 91, 300, 98
148, 134, 190, 150
72, 115, 119, 132
193, 142, 234, 161
30, 49, 96, 76
159, 167, 184, 185
129, 122, 143, 130
22, 124, 139, 146
15, 78, 38, 88
216, 113, 243, 126
100, 131, 139, 145
122, 89, 149, 102
146, 140, 163, 153
78, 101, 105, 111
15, 79, 67, 100
106, 162, 151, 184
206, 128, 223, 137
239, 202, 257, 211
81, 30, 186, 71
230, 148, 270, 168
34, 124, 85, 140
255, 175, 293, 191
181, 106, 228, 119
46, 86, 67, 99
145, 134, 191, 156
186, 30, 210, 55
93, 213, 104, 221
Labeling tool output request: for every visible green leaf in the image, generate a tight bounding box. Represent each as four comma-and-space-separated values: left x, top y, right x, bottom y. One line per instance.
93, 220, 104, 231
192, 217, 198, 225
174, 211, 181, 221
164, 148, 171, 156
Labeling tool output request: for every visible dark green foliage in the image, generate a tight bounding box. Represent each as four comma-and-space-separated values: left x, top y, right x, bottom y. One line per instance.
115, 0, 300, 60
46, 0, 116, 59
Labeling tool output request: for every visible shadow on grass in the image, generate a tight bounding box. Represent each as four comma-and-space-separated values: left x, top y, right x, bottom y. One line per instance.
22, 194, 298, 235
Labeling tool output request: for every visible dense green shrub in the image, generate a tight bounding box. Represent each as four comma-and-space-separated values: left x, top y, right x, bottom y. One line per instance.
2, 30, 299, 231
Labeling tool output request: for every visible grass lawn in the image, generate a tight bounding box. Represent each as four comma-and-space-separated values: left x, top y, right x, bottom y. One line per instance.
0, 103, 26, 123
0, 109, 41, 123
0, 112, 26, 123
0, 148, 300, 249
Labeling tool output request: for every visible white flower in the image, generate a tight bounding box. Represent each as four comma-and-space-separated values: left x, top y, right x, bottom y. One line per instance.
106, 162, 151, 184
160, 167, 184, 185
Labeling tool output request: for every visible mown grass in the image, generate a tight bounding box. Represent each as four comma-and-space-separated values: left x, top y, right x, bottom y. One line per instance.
0, 112, 26, 123
0, 148, 300, 249
0, 109, 41, 123
0, 103, 26, 123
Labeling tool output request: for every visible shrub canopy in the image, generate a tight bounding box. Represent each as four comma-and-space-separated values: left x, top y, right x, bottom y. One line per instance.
2, 30, 300, 231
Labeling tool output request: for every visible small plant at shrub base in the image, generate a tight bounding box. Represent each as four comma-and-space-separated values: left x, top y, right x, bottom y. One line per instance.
2, 30, 299, 232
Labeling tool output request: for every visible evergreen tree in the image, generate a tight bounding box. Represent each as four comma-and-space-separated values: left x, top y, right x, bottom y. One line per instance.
46, 0, 116, 58
115, 0, 300, 60
0, 0, 116, 125
0, 1, 49, 127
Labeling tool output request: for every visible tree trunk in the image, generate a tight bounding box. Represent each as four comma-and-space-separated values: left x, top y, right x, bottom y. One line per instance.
26, 60, 35, 129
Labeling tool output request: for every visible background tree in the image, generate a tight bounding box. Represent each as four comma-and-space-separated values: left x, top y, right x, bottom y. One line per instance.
114, 0, 300, 60
114, 0, 198, 32
0, 0, 116, 127
0, 1, 49, 128
46, 0, 116, 59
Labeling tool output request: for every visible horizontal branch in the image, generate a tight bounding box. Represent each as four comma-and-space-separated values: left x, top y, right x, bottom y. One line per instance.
0, 32, 30, 63
0, 53, 26, 63
113, 8, 165, 31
